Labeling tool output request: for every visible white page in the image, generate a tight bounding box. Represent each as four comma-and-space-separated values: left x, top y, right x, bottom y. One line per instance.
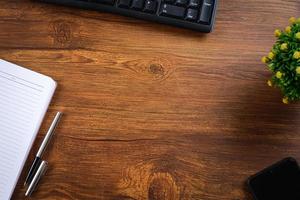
0, 59, 56, 200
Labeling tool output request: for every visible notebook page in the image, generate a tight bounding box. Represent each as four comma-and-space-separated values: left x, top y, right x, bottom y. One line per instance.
0, 59, 56, 200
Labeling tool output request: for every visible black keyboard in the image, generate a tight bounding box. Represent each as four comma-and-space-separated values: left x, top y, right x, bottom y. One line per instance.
40, 0, 218, 32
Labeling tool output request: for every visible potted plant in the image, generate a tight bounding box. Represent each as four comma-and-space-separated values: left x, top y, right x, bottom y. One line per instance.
262, 17, 300, 104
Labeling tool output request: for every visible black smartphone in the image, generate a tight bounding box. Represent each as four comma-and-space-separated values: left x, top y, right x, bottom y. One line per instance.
247, 157, 300, 200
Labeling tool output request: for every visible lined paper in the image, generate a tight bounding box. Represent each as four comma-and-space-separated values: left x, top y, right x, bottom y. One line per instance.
0, 59, 56, 200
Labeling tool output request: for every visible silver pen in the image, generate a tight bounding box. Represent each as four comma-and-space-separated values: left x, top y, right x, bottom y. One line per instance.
24, 112, 62, 186
25, 160, 48, 197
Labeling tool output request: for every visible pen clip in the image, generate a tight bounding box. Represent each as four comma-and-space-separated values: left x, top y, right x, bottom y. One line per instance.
25, 160, 48, 197
24, 157, 42, 186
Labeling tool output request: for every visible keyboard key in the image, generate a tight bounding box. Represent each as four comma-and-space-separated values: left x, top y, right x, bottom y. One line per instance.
131, 0, 144, 10
185, 8, 198, 21
198, 0, 213, 23
117, 0, 131, 8
144, 0, 157, 13
188, 0, 200, 8
159, 4, 185, 19
92, 0, 115, 5
175, 0, 188, 6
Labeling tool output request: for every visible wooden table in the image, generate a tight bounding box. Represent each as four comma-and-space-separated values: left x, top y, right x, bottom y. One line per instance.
1, 0, 299, 199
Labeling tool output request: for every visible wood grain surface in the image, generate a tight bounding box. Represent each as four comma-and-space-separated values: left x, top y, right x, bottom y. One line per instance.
0, 0, 300, 199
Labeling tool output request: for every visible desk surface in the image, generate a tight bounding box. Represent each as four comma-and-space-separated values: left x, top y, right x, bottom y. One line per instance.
1, 0, 300, 199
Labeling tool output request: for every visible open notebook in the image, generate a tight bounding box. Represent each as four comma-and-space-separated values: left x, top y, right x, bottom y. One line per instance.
0, 59, 56, 199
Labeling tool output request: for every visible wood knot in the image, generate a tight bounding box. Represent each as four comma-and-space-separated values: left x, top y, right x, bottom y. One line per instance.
117, 161, 187, 200
149, 64, 165, 76
148, 173, 180, 200
51, 20, 73, 46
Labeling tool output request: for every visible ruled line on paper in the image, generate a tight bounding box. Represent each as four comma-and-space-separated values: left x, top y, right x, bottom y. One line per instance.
0, 78, 40, 98
0, 70, 44, 92
0, 112, 30, 128
0, 92, 37, 113
0, 70, 44, 89
0, 85, 40, 104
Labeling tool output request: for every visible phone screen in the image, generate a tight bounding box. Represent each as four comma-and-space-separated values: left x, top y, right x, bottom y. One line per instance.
248, 158, 300, 200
